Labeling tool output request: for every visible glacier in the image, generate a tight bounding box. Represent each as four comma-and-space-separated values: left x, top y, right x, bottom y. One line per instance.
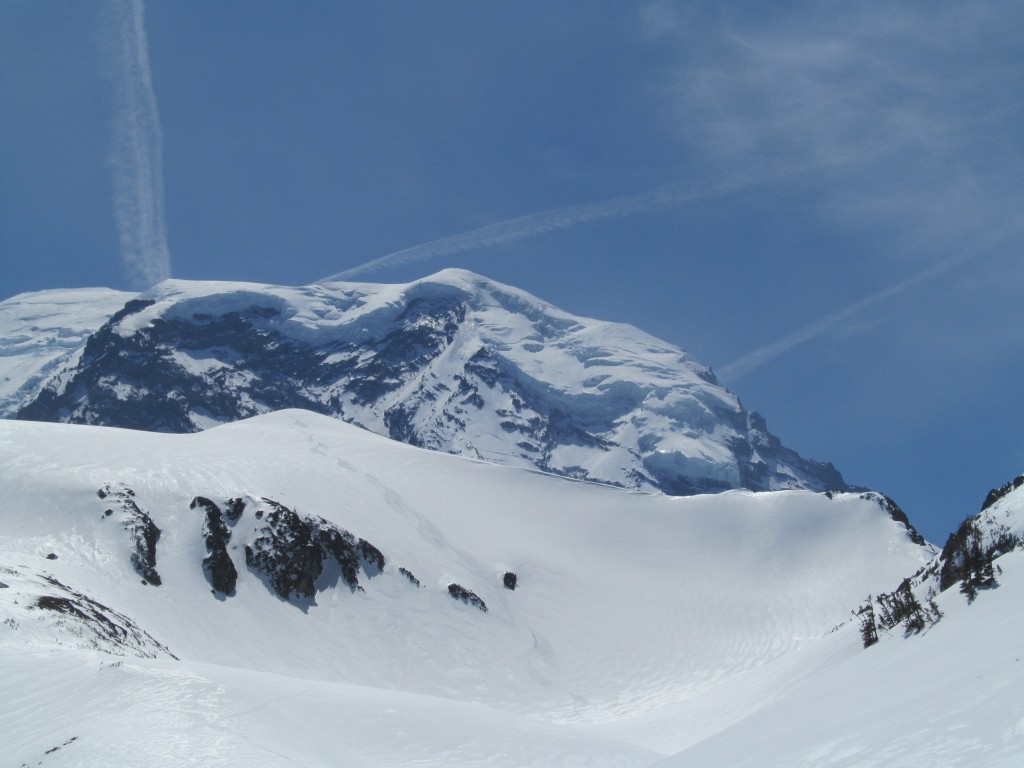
5, 269, 848, 497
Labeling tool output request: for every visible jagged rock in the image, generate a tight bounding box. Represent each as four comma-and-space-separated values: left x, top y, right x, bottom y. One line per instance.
399, 567, 421, 587
99, 484, 162, 586
357, 539, 385, 575
982, 474, 1024, 511
191, 496, 238, 596
244, 498, 385, 602
448, 583, 487, 612
224, 497, 246, 521
315, 524, 364, 590
503, 571, 517, 590
128, 514, 162, 586
245, 501, 322, 600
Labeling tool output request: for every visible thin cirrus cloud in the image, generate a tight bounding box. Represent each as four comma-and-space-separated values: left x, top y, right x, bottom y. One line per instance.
652, 0, 1024, 377
656, 0, 1024, 245
718, 221, 1024, 382
320, 155, 841, 283
108, 0, 171, 290
320, 133, 890, 286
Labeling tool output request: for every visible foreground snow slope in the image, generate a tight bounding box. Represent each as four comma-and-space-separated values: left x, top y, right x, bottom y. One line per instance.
653, 479, 1024, 767
0, 411, 933, 765
657, 549, 1024, 768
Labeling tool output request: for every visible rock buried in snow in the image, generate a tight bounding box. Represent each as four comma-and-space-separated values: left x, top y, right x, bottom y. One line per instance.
448, 583, 487, 612
98, 484, 162, 586
21, 570, 176, 658
399, 567, 421, 587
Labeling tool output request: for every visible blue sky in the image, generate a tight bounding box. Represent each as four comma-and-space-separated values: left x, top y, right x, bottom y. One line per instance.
2, 0, 1023, 542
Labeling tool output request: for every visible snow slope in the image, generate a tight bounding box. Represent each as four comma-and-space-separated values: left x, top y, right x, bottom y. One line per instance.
6, 270, 849, 496
650, 479, 1024, 767
0, 411, 937, 766
0, 287, 133, 417
656, 549, 1024, 768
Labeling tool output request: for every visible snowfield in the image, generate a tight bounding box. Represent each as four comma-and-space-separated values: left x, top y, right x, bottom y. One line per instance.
5, 411, 1016, 766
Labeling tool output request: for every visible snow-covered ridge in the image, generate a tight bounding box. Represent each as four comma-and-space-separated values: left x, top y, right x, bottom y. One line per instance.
1, 412, 934, 765
0, 287, 134, 417
853, 472, 1024, 646
5, 269, 848, 496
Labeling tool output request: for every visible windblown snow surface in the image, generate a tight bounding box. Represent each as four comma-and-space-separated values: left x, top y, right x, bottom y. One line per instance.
1, 410, 1020, 766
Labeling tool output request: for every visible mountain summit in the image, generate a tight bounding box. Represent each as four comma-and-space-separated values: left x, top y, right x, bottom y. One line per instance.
7, 269, 847, 495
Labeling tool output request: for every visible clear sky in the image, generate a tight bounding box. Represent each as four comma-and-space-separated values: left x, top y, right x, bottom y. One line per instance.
2, 0, 1023, 543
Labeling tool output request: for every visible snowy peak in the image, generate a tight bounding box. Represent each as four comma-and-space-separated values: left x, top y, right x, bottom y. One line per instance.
0, 286, 134, 417
8, 270, 848, 496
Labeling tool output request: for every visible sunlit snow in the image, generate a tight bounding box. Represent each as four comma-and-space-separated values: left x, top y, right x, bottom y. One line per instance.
5, 411, 1010, 766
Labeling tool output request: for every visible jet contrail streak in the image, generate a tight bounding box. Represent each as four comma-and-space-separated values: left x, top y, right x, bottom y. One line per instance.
109, 0, 171, 289
320, 157, 835, 283
718, 224, 1023, 382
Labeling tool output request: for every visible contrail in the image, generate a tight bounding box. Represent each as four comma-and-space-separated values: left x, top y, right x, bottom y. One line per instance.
109, 0, 171, 289
320, 158, 835, 283
718, 224, 1023, 382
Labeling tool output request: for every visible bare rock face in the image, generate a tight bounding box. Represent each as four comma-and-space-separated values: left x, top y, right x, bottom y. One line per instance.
243, 498, 385, 603
448, 583, 488, 612
88, 484, 494, 617
191, 496, 239, 597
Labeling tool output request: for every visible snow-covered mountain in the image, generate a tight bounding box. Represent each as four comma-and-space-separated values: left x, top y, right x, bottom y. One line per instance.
7, 271, 1020, 764
0, 286, 134, 417
3, 270, 848, 496
2, 411, 945, 766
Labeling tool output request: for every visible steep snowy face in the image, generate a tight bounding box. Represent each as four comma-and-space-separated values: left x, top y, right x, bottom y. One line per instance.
0, 287, 134, 417
905, 474, 1024, 598
10, 269, 847, 495
846, 473, 1024, 651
